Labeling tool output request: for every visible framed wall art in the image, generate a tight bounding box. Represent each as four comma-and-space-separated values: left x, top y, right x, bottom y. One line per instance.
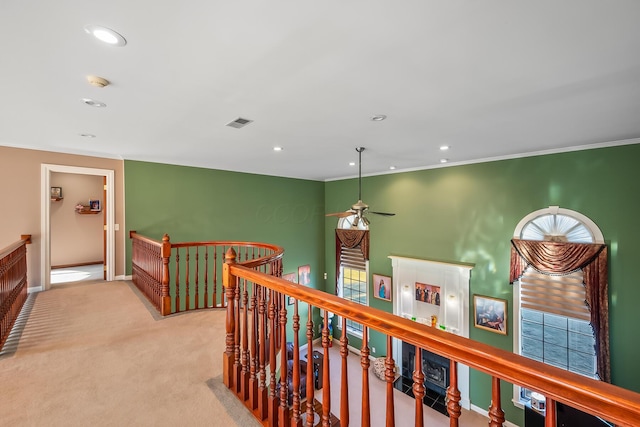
415, 282, 441, 306
373, 273, 392, 301
473, 295, 507, 335
298, 265, 311, 286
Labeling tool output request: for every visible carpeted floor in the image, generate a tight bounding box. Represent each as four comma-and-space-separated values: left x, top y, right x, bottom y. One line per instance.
0, 280, 259, 427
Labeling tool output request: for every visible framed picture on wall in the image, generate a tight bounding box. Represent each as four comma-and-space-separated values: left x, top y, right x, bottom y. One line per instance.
89, 199, 101, 211
298, 265, 311, 286
473, 295, 507, 335
50, 187, 62, 199
415, 282, 441, 306
373, 274, 392, 301
282, 272, 297, 283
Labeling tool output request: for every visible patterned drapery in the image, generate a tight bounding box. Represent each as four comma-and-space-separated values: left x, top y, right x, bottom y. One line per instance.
335, 229, 370, 295
509, 238, 610, 382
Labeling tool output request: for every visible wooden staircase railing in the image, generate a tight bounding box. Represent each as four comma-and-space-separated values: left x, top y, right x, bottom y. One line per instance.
0, 234, 31, 351
222, 252, 640, 427
130, 231, 284, 316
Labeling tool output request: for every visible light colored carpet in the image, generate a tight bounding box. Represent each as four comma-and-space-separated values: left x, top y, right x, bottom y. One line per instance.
0, 280, 259, 427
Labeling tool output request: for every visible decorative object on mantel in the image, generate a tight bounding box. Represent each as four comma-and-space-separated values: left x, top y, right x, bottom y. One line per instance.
371, 357, 399, 382
50, 187, 63, 200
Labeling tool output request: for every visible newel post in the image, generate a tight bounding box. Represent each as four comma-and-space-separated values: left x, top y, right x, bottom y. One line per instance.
223, 247, 238, 389
160, 234, 172, 316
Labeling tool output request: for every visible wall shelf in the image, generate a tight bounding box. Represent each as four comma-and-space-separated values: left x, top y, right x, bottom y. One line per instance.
76, 210, 99, 215
51, 197, 63, 202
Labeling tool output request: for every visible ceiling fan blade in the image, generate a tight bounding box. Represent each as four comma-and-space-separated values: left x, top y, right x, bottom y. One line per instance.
326, 211, 355, 218
370, 211, 396, 216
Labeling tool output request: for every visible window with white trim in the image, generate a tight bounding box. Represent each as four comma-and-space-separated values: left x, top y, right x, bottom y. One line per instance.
513, 207, 604, 406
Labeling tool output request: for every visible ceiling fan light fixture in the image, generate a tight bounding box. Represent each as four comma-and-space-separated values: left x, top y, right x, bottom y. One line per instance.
440, 145, 450, 151
84, 25, 127, 47
273, 146, 283, 152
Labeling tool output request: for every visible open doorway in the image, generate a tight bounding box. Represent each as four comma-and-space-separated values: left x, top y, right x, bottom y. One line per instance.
41, 164, 115, 291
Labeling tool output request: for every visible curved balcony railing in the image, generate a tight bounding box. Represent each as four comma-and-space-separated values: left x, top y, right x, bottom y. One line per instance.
129, 231, 283, 316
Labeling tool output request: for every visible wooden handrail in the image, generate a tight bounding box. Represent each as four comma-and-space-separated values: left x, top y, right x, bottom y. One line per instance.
226, 262, 640, 427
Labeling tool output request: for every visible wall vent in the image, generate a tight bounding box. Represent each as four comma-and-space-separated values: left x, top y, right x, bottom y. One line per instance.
226, 117, 253, 129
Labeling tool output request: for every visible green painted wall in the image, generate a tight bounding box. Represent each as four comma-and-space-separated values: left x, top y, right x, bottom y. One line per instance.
324, 143, 640, 425
124, 160, 326, 294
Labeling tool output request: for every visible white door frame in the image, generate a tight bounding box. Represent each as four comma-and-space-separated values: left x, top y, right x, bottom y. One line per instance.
41, 164, 115, 290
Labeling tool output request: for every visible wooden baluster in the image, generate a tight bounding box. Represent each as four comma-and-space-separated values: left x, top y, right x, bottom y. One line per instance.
234, 279, 242, 393
412, 347, 425, 427
291, 299, 302, 427
213, 246, 218, 308
268, 289, 279, 425
204, 247, 209, 308
240, 277, 250, 401
361, 327, 371, 427
321, 310, 332, 427
258, 286, 268, 420
222, 248, 237, 389
195, 246, 200, 309
185, 247, 190, 311
545, 396, 557, 427
447, 360, 461, 427
174, 248, 180, 313
385, 335, 396, 427
278, 293, 290, 427
305, 303, 315, 427
249, 283, 259, 409
488, 376, 505, 427
160, 234, 171, 315
340, 317, 350, 427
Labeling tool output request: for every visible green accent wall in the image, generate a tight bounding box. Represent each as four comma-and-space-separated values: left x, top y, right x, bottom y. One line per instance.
124, 160, 326, 292
324, 143, 640, 425
124, 143, 640, 426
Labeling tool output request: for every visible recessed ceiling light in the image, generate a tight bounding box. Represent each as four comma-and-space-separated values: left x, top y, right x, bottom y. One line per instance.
440, 159, 449, 164
349, 162, 356, 166
82, 98, 106, 108
440, 145, 450, 151
273, 146, 283, 152
79, 133, 96, 138
371, 115, 387, 121
84, 25, 127, 47
389, 166, 396, 170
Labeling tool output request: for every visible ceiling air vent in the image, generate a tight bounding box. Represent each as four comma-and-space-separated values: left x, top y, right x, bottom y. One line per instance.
226, 117, 253, 129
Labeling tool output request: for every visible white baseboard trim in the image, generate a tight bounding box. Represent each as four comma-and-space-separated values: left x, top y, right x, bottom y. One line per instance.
115, 274, 132, 281
470, 404, 519, 427
27, 286, 43, 293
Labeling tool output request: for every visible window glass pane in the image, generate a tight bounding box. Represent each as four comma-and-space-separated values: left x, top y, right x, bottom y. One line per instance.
543, 324, 567, 347
522, 308, 543, 323
544, 344, 568, 369
522, 319, 543, 341
544, 312, 567, 329
521, 336, 543, 361
568, 330, 595, 352
568, 318, 593, 335
569, 350, 596, 377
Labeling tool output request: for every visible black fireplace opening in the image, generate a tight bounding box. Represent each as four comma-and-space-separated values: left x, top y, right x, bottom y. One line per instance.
394, 341, 450, 416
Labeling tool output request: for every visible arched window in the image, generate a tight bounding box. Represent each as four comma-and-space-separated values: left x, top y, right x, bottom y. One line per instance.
511, 206, 609, 406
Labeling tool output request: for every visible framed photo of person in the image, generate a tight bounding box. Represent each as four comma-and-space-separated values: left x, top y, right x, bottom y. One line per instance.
373, 274, 392, 301
415, 282, 441, 306
50, 187, 62, 199
89, 199, 101, 212
473, 295, 507, 335
298, 265, 311, 286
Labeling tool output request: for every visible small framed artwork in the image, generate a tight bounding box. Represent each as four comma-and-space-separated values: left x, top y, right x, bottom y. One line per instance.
287, 296, 295, 306
51, 187, 62, 199
298, 265, 311, 286
89, 199, 101, 212
415, 282, 441, 306
373, 274, 392, 301
282, 272, 297, 283
474, 295, 507, 335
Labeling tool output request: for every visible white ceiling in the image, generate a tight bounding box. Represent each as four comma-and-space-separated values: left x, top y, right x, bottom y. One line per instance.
2, 1, 640, 181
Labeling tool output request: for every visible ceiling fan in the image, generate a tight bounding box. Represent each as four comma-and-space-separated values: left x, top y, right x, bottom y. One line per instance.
326, 147, 395, 228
